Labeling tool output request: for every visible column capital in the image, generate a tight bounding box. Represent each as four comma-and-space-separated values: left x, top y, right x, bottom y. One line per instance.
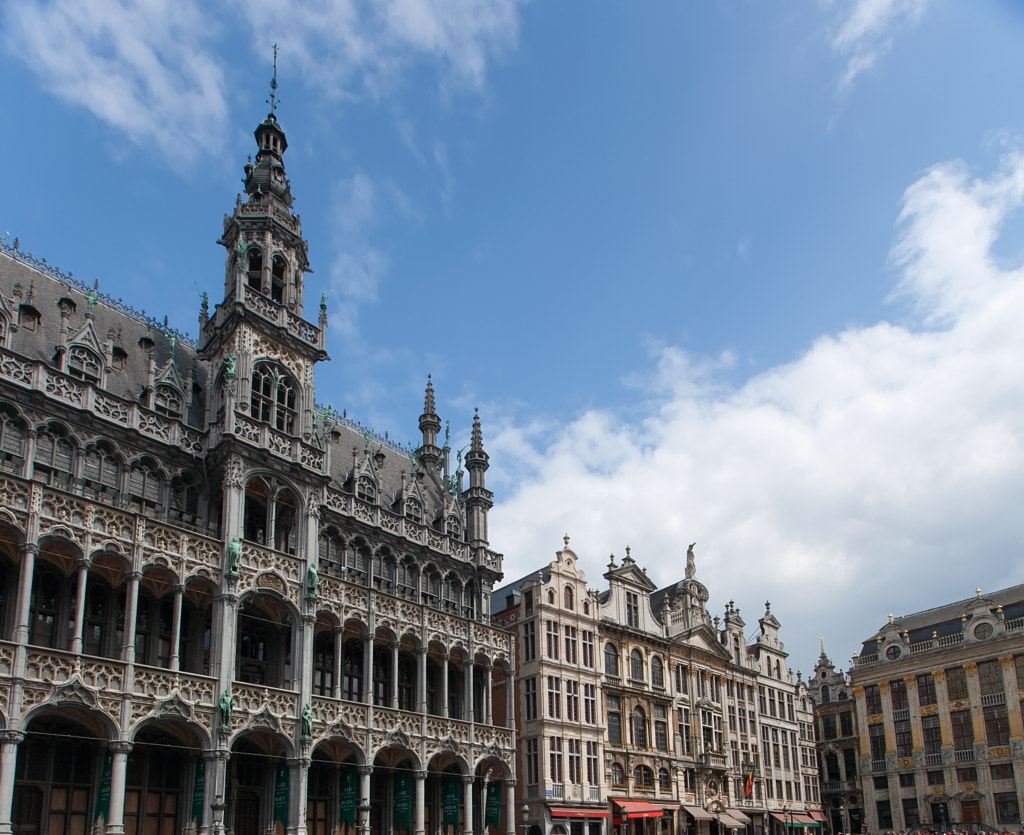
204, 749, 231, 763
415, 769, 428, 780
417, 646, 428, 656
109, 740, 133, 755
172, 583, 186, 594
19, 543, 38, 558
287, 757, 311, 769
358, 764, 374, 777
462, 774, 474, 786
0, 730, 24, 746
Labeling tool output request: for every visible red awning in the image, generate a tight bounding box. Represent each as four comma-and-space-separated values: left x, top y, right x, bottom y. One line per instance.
683, 806, 715, 822
549, 807, 609, 819
718, 814, 747, 829
808, 812, 827, 823
614, 801, 666, 819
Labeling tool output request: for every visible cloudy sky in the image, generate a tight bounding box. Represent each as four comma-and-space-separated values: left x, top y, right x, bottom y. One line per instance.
4, 0, 1024, 674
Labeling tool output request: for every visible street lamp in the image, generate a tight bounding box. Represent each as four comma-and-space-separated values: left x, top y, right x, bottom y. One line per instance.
520, 804, 530, 835
783, 805, 792, 835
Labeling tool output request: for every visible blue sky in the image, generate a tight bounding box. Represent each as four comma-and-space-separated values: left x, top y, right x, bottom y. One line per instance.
4, 0, 1024, 674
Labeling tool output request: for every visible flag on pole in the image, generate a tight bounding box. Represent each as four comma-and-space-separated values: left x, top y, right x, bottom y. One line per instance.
744, 772, 754, 799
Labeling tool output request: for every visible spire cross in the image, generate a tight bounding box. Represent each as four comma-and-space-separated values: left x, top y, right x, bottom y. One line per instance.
268, 44, 279, 115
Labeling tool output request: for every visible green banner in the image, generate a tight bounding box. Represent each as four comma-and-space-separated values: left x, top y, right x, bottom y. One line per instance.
485, 780, 503, 833
442, 775, 461, 829
191, 758, 206, 823
273, 763, 289, 825
339, 766, 358, 830
395, 772, 413, 829
93, 750, 113, 823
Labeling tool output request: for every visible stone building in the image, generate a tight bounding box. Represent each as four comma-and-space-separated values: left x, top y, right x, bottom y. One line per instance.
491, 538, 607, 835
808, 646, 863, 834
492, 542, 820, 835
849, 585, 1024, 832
0, 96, 516, 835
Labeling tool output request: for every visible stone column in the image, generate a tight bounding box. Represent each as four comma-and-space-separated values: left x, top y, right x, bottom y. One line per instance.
418, 647, 428, 714
905, 676, 924, 755
999, 655, 1023, 741
122, 571, 142, 665
357, 765, 373, 835
414, 770, 427, 835
288, 756, 311, 835
964, 662, 985, 744
391, 640, 400, 709
206, 749, 230, 835
441, 652, 450, 719
333, 628, 343, 700
931, 669, 952, 750
105, 740, 133, 835
463, 775, 475, 835
12, 544, 37, 647
70, 557, 89, 654
503, 778, 517, 835
170, 584, 184, 672
0, 730, 24, 835
363, 633, 374, 704
465, 662, 474, 724
483, 663, 493, 726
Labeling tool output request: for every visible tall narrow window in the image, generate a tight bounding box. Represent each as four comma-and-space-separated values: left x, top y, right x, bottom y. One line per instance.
271, 255, 287, 303
250, 362, 297, 434
247, 248, 263, 290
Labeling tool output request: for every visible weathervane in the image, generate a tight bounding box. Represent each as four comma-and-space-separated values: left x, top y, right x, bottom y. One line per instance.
268, 44, 279, 115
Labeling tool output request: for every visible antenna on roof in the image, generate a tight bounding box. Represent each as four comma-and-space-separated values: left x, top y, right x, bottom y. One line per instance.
268, 44, 279, 116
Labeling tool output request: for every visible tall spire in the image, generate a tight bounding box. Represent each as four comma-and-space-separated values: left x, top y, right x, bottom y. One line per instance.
417, 374, 442, 469
465, 408, 491, 544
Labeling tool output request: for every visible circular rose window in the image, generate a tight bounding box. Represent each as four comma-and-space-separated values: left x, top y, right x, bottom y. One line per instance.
974, 622, 994, 640
885, 645, 901, 660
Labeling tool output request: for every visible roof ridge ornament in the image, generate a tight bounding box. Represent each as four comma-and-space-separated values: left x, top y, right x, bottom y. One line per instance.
268, 44, 279, 116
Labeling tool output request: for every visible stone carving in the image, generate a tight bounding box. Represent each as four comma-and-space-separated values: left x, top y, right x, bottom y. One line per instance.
218, 690, 233, 730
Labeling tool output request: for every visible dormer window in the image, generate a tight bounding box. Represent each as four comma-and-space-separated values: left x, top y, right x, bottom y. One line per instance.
405, 497, 422, 524
67, 344, 101, 383
251, 362, 297, 434
154, 384, 183, 419
18, 304, 39, 333
446, 515, 462, 539
247, 248, 263, 291
356, 476, 377, 504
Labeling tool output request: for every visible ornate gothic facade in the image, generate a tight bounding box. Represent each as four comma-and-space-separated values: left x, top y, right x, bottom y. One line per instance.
0, 104, 516, 835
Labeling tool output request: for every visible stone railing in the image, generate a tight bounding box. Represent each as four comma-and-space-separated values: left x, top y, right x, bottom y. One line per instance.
0, 348, 205, 454
242, 285, 321, 349
233, 412, 326, 474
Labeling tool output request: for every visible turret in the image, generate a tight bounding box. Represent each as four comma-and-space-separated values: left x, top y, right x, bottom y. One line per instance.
464, 409, 492, 544
417, 375, 442, 470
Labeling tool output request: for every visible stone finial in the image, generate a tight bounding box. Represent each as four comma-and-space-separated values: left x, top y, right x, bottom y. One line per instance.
976, 587, 982, 599
563, 534, 570, 548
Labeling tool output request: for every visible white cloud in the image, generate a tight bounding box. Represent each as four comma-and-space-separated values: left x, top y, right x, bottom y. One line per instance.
3, 0, 229, 161
830, 0, 928, 92
489, 148, 1024, 671
235, 0, 523, 99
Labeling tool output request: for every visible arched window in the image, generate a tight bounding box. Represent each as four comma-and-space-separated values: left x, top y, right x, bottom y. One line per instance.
345, 540, 369, 585
604, 643, 619, 677
398, 652, 416, 711
169, 473, 201, 527
128, 457, 164, 516
34, 425, 75, 489
446, 515, 462, 539
247, 248, 263, 291
659, 768, 671, 790
29, 564, 67, 649
632, 706, 647, 747
124, 730, 185, 835
67, 344, 102, 384
564, 586, 574, 610
319, 528, 344, 574
251, 362, 297, 434
422, 567, 440, 604
0, 404, 26, 474
82, 441, 121, 501
153, 384, 183, 418
397, 559, 418, 598
373, 549, 396, 591
83, 579, 127, 659
583, 601, 589, 615
404, 497, 422, 524
610, 763, 625, 788
547, 590, 555, 605
651, 655, 664, 688
443, 574, 463, 613
273, 488, 298, 553
821, 686, 830, 703
630, 648, 645, 682
633, 765, 653, 789
838, 690, 848, 701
